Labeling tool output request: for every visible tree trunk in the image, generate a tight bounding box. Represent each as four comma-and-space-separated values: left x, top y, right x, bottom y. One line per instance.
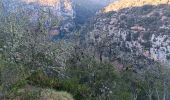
147, 89, 153, 100
133, 94, 137, 100
99, 51, 103, 62
163, 80, 167, 100
108, 45, 112, 61
148, 95, 152, 100
155, 88, 160, 100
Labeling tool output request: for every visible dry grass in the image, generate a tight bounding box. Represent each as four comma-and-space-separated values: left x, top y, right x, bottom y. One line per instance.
9, 85, 74, 100
40, 89, 74, 100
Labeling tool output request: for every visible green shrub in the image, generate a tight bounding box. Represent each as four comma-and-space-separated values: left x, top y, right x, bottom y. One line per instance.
1, 62, 29, 93
26, 70, 90, 100
6, 85, 74, 100
65, 57, 131, 100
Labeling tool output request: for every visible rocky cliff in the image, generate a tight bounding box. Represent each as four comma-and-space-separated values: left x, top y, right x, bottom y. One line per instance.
2, 0, 75, 36
83, 0, 170, 67
26, 0, 75, 34
103, 0, 170, 12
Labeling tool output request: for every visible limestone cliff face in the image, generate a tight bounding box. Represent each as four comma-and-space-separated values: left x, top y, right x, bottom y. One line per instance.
83, 1, 170, 67
2, 0, 75, 35
25, 0, 75, 33
103, 0, 170, 12
22, 0, 74, 19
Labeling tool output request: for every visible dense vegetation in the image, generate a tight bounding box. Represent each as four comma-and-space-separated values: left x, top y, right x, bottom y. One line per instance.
0, 0, 170, 100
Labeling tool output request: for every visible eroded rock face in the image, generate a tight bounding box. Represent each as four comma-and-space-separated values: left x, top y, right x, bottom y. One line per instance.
22, 0, 74, 19
103, 0, 170, 12
83, 3, 170, 67
2, 0, 75, 35
26, 0, 75, 34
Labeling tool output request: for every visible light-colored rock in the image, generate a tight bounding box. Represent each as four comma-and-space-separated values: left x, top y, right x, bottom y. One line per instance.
84, 2, 170, 67
103, 0, 170, 12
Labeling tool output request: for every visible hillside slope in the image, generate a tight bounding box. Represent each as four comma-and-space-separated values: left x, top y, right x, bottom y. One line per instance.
103, 0, 170, 12
1, 0, 75, 37
83, 1, 170, 67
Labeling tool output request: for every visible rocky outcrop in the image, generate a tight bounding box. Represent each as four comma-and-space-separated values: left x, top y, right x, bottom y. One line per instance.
25, 0, 75, 34
22, 0, 74, 19
83, 1, 170, 67
2, 0, 115, 37
2, 0, 75, 36
103, 0, 170, 12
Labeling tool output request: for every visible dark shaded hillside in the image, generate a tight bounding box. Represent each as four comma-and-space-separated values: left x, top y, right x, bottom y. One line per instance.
72, 0, 107, 28
81, 4, 170, 68
74, 3, 100, 25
